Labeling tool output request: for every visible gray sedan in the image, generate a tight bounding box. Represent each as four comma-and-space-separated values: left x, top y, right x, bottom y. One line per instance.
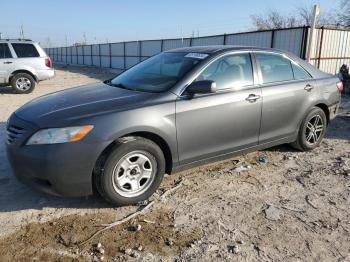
6, 46, 342, 205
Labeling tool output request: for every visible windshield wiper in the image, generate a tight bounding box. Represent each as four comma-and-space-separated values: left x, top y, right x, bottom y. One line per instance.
104, 80, 131, 90
111, 83, 128, 89
104, 80, 159, 93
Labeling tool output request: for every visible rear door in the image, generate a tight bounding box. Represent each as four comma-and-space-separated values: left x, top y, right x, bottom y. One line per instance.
0, 43, 13, 83
254, 52, 317, 144
176, 52, 262, 165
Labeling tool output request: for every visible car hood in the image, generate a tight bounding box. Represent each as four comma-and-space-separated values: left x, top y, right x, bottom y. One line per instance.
15, 82, 156, 126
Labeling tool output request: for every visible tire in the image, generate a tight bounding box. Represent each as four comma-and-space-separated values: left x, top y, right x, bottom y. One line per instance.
291, 107, 327, 151
95, 137, 166, 206
10, 73, 36, 94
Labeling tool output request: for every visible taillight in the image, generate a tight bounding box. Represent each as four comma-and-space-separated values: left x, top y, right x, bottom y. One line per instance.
45, 57, 52, 68
336, 81, 343, 93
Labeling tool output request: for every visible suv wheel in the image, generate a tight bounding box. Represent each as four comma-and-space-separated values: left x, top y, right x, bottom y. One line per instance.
291, 107, 327, 151
11, 73, 36, 94
95, 137, 166, 206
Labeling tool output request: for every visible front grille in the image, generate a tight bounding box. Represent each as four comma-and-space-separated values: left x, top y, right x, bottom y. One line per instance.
7, 125, 25, 144
6, 113, 38, 146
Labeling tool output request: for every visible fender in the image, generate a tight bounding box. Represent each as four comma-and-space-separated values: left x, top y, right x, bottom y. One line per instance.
108, 125, 179, 166
8, 66, 38, 82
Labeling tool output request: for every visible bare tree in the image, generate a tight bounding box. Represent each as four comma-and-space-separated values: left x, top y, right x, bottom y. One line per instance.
251, 11, 299, 30
251, 6, 336, 30
338, 0, 350, 27
297, 6, 313, 25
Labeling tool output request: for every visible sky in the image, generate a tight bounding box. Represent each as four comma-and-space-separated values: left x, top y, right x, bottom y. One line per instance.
0, 0, 337, 47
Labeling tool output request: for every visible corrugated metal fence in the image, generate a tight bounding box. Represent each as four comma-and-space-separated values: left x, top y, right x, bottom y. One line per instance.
45, 26, 350, 74
309, 27, 350, 73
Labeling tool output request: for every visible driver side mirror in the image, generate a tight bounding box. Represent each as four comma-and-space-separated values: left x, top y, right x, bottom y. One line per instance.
186, 80, 217, 95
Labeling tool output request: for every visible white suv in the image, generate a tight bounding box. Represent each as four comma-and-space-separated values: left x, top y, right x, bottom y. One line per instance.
0, 39, 54, 93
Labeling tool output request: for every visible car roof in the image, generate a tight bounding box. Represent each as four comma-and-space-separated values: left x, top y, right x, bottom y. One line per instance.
0, 39, 35, 44
166, 45, 276, 54
166, 45, 327, 77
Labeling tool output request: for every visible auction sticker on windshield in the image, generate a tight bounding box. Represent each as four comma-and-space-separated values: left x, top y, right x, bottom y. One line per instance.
185, 53, 209, 59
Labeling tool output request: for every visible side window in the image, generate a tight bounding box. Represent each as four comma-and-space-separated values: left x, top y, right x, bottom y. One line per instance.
255, 53, 294, 84
196, 53, 254, 90
292, 63, 312, 80
0, 43, 12, 59
11, 43, 40, 58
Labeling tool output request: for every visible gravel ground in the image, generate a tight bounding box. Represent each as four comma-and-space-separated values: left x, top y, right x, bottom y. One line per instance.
0, 65, 350, 261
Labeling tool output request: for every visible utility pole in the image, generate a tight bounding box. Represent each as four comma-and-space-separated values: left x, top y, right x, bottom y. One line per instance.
20, 24, 25, 39
46, 37, 51, 48
83, 32, 87, 45
306, 5, 320, 62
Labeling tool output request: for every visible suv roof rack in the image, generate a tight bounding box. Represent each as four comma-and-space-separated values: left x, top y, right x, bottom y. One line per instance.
0, 38, 33, 42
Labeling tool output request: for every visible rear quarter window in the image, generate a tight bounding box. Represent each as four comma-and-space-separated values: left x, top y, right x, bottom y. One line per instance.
292, 63, 312, 80
0, 43, 12, 58
12, 43, 40, 58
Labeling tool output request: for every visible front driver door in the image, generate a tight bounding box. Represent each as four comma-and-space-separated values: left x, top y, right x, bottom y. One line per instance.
176, 52, 262, 165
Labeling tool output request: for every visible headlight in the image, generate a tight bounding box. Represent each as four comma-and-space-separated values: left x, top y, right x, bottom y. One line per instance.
26, 125, 94, 145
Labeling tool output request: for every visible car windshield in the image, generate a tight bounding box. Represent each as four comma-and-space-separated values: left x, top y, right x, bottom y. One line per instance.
108, 52, 206, 92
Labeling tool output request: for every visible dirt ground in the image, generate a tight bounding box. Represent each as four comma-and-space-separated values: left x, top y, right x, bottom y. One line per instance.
0, 65, 350, 262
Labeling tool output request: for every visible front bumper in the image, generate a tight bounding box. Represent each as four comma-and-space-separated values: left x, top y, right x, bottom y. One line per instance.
6, 114, 108, 197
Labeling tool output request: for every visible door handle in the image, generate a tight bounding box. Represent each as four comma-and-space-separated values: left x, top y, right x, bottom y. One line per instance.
245, 94, 261, 103
3, 61, 12, 64
304, 84, 314, 91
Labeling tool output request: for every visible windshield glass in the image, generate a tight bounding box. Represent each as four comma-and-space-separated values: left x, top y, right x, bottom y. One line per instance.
109, 52, 206, 92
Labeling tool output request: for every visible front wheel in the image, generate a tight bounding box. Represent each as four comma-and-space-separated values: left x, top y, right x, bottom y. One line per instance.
291, 107, 327, 151
95, 137, 165, 206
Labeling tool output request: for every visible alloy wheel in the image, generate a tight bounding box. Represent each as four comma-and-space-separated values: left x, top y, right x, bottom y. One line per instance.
305, 114, 324, 145
15, 77, 32, 91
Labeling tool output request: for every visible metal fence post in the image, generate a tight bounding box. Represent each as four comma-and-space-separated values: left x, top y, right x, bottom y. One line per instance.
161, 39, 164, 52
123, 42, 126, 70
223, 33, 227, 45
98, 44, 101, 67
317, 26, 325, 69
300, 26, 309, 59
139, 41, 142, 63
82, 45, 85, 65
270, 30, 275, 48
90, 45, 93, 66
109, 43, 112, 68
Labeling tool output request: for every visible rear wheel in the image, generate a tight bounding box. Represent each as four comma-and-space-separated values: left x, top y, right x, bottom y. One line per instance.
95, 137, 165, 206
291, 107, 327, 151
11, 73, 36, 94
